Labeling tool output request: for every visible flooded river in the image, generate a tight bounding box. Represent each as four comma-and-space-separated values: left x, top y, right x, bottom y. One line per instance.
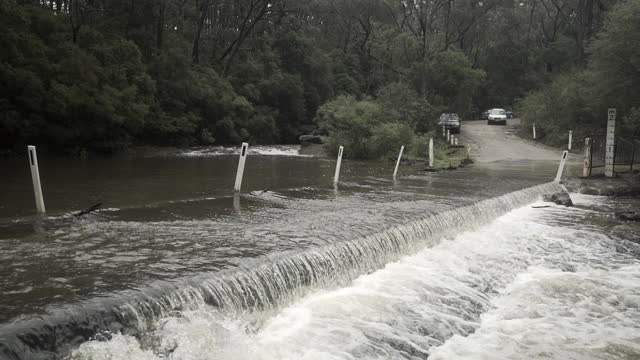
1, 144, 639, 359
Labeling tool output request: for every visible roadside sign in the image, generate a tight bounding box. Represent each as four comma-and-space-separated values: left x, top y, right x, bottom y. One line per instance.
605, 109, 616, 177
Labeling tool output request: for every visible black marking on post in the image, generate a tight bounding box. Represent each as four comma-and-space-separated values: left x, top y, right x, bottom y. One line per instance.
29, 150, 34, 166
241, 145, 247, 157
563, 152, 568, 160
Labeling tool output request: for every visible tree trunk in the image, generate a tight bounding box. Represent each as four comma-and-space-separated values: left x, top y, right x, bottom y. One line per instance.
576, 0, 594, 61
219, 0, 270, 74
156, 0, 166, 55
192, 0, 209, 64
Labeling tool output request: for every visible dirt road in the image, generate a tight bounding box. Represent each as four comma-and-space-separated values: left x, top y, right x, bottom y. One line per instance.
459, 119, 573, 163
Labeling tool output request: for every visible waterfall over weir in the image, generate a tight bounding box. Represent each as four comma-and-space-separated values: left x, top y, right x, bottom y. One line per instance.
0, 182, 562, 360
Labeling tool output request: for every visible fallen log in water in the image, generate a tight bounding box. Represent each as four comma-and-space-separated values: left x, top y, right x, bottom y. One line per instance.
73, 203, 103, 218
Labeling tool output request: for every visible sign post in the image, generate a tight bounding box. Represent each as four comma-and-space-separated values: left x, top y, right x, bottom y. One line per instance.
568, 131, 573, 151
429, 138, 434, 168
27, 146, 46, 213
234, 143, 249, 192
583, 138, 591, 177
393, 146, 404, 179
605, 109, 616, 177
555, 150, 569, 183
533, 124, 536, 140
334, 146, 344, 184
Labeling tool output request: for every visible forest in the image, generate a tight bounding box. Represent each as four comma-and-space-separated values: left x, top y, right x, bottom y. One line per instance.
1, 0, 639, 155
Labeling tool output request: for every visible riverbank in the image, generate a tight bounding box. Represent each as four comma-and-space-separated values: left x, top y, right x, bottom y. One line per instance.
403, 146, 472, 172
562, 172, 640, 196
300, 135, 472, 171
562, 172, 640, 223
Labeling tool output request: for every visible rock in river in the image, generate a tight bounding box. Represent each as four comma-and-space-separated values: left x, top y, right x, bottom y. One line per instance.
299, 135, 325, 147
542, 192, 574, 207
616, 211, 640, 222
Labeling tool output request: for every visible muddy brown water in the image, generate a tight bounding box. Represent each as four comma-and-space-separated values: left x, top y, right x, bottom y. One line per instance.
1, 140, 638, 360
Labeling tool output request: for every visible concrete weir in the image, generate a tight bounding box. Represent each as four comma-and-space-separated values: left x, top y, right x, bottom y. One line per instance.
0, 182, 562, 360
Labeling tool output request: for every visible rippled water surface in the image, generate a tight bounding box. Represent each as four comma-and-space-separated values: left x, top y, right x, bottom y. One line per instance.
1, 146, 638, 360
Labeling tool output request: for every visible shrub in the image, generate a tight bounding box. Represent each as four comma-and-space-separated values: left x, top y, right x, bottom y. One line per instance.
517, 70, 601, 145
370, 122, 416, 158
315, 96, 373, 157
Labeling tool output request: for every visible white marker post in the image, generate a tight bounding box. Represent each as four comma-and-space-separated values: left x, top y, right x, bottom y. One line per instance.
334, 145, 344, 184
233, 193, 241, 212
450, 135, 455, 146
27, 146, 46, 213
233, 142, 249, 192
555, 150, 569, 183
568, 131, 573, 151
429, 138, 434, 168
605, 109, 616, 177
583, 137, 591, 177
447, 129, 450, 142
442, 126, 446, 138
533, 124, 537, 140
393, 146, 405, 179
454, 138, 459, 146
466, 145, 471, 159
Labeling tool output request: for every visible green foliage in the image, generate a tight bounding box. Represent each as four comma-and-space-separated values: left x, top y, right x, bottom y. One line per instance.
0, 0, 633, 154
370, 122, 416, 158
518, 0, 640, 145
622, 107, 640, 136
518, 70, 600, 144
315, 90, 426, 160
376, 82, 439, 133
589, 0, 640, 114
425, 51, 486, 114
0, 2, 153, 152
316, 96, 382, 158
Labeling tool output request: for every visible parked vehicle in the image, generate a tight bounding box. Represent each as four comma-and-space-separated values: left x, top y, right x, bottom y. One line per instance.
438, 113, 461, 134
487, 108, 507, 125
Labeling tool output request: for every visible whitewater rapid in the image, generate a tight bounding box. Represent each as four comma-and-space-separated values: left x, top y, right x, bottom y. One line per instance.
67, 193, 640, 360
180, 145, 312, 158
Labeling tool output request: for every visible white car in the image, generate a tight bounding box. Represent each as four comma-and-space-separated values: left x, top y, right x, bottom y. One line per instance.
487, 108, 507, 125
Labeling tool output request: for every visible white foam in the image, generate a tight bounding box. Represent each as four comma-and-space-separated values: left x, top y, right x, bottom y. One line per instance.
67, 333, 156, 360
181, 145, 312, 158
429, 265, 640, 360
68, 198, 640, 360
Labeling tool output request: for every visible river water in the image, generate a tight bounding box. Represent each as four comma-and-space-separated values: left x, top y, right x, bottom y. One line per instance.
1, 145, 639, 359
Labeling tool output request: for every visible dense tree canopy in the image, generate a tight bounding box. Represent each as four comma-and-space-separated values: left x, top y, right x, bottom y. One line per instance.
0, 0, 636, 153
518, 0, 640, 144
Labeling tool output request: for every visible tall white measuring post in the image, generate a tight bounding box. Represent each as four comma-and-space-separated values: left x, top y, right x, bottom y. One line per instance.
393, 146, 405, 179
583, 137, 591, 177
555, 150, 569, 183
568, 130, 573, 151
605, 108, 616, 177
233, 142, 249, 192
447, 129, 450, 142
429, 138, 434, 168
334, 145, 344, 184
27, 146, 46, 213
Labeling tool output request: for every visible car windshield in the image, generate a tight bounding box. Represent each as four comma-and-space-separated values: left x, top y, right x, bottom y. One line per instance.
439, 113, 459, 122
490, 109, 506, 115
